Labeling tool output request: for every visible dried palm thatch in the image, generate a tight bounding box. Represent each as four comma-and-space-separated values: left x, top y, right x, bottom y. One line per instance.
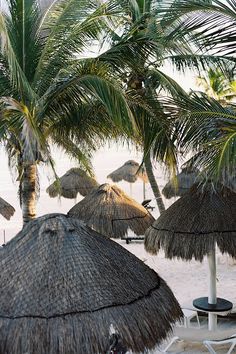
107, 160, 148, 183
68, 183, 154, 238
0, 213, 182, 354
162, 167, 200, 199
46, 168, 99, 199
145, 184, 236, 261
0, 197, 15, 220
162, 166, 236, 199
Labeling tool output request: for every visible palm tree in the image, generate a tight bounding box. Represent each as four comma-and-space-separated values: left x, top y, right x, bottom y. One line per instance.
196, 68, 236, 104
0, 0, 138, 224
157, 0, 236, 181
165, 92, 236, 186
98, 0, 235, 214
130, 95, 177, 214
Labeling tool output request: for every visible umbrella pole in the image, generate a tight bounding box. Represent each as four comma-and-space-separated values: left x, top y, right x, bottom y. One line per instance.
207, 245, 217, 331
143, 182, 146, 201
129, 183, 132, 197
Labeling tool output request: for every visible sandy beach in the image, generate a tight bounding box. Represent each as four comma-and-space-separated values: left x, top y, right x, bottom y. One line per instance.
1, 145, 236, 353
119, 240, 236, 353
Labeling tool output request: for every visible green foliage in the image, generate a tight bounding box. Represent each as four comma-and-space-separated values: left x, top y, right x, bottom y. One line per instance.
167, 92, 236, 183
196, 68, 236, 103
0, 0, 135, 175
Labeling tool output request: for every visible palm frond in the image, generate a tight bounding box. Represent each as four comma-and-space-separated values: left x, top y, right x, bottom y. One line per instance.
146, 68, 187, 98
165, 92, 236, 182
34, 0, 125, 95
40, 60, 134, 131
157, 0, 236, 56
0, 10, 35, 100
6, 0, 43, 82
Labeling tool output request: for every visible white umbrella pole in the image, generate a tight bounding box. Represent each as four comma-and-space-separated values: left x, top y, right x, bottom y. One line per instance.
129, 183, 133, 197
143, 182, 146, 201
207, 245, 217, 331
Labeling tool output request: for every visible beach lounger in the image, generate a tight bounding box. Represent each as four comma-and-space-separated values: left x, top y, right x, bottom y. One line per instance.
203, 334, 236, 354
159, 327, 236, 353
121, 236, 144, 244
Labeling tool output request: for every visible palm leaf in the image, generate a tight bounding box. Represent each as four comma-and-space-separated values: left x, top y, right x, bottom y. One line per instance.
166, 92, 236, 182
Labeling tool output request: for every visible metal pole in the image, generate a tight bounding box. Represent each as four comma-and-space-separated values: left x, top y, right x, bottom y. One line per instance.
143, 181, 146, 201
3, 229, 5, 244
207, 245, 217, 330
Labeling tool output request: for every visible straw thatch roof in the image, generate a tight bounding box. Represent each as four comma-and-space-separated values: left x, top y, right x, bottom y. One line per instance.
68, 183, 154, 238
0, 213, 182, 354
162, 167, 200, 199
107, 160, 148, 183
46, 168, 99, 199
0, 197, 15, 220
145, 184, 236, 261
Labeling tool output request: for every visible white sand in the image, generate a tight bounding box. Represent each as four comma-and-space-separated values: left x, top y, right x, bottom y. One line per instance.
1, 144, 236, 353
118, 240, 236, 353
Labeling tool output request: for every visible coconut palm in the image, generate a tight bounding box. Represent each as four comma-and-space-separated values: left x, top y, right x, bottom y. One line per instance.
99, 0, 235, 214
196, 68, 236, 104
151, 0, 236, 183
167, 92, 236, 185
0, 0, 143, 224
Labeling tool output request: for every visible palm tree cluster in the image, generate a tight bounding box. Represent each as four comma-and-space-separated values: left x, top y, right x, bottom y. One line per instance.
0, 0, 235, 224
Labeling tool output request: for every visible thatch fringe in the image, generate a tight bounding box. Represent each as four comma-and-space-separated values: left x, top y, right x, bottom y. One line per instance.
145, 185, 236, 261
0, 197, 15, 220
46, 168, 99, 199
0, 214, 182, 354
107, 160, 148, 183
0, 280, 181, 354
68, 184, 154, 238
162, 167, 200, 199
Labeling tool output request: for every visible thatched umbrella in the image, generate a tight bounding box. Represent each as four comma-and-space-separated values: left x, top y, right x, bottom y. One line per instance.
162, 166, 236, 198
145, 184, 236, 331
46, 167, 99, 199
0, 196, 15, 220
68, 183, 154, 238
0, 213, 182, 354
107, 160, 148, 199
162, 166, 200, 199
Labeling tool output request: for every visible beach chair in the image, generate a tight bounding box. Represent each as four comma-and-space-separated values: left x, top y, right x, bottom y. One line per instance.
141, 199, 155, 211
158, 327, 236, 353
203, 334, 236, 354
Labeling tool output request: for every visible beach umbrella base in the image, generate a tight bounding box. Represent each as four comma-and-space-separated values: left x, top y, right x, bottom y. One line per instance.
193, 297, 233, 331
193, 297, 233, 312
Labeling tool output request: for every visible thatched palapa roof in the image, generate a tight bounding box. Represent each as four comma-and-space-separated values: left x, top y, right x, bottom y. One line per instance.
145, 184, 236, 261
0, 197, 15, 220
107, 160, 148, 183
46, 167, 99, 199
162, 167, 200, 199
68, 183, 154, 238
0, 214, 182, 354
162, 166, 236, 198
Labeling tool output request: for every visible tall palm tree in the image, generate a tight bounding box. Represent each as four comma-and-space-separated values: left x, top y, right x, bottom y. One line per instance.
157, 0, 236, 181
0, 0, 138, 224
164, 92, 236, 186
99, 0, 235, 214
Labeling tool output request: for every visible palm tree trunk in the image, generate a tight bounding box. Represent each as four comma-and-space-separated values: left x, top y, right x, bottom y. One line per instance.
145, 152, 165, 214
21, 163, 37, 225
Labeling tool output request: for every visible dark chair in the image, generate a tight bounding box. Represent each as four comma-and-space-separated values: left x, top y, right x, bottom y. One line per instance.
141, 199, 154, 211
